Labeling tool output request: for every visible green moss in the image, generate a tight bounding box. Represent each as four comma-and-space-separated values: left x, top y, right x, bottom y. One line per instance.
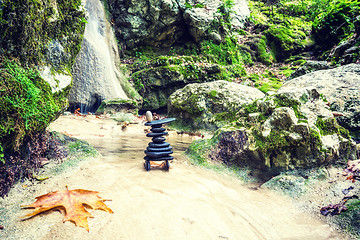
336, 199, 360, 237
200, 37, 251, 66
209, 90, 218, 98
309, 128, 322, 148
264, 25, 307, 61
0, 0, 85, 69
68, 140, 97, 156
186, 135, 219, 165
315, 116, 351, 138
279, 67, 294, 77
0, 58, 66, 153
273, 95, 306, 119
256, 78, 282, 93
242, 100, 259, 114
257, 35, 274, 65
254, 128, 291, 151
213, 111, 237, 123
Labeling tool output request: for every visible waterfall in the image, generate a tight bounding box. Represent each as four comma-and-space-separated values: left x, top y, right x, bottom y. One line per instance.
68, 0, 128, 113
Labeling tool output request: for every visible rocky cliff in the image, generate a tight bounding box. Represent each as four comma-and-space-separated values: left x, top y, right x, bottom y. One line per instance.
0, 0, 85, 163
68, 0, 140, 113
107, 0, 249, 50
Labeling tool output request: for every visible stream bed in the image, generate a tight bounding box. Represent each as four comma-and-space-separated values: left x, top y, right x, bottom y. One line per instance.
0, 115, 348, 240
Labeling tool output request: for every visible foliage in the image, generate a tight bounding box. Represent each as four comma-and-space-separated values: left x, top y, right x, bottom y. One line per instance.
312, 0, 360, 51
0, 145, 4, 164
200, 37, 251, 66
249, 0, 360, 60
0, 58, 68, 153
22, 187, 113, 232
315, 116, 351, 138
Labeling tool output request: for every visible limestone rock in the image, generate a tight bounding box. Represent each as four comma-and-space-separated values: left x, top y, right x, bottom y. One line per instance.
281, 64, 360, 139
146, 111, 153, 122
0, 0, 85, 154
168, 80, 265, 130
69, 0, 135, 113
204, 87, 357, 177
131, 56, 224, 110
107, 0, 249, 49
288, 61, 331, 80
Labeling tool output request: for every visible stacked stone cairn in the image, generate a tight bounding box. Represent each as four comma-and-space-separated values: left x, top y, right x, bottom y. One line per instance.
144, 111, 176, 171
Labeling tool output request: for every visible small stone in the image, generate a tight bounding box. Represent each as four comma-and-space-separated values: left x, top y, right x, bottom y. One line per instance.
146, 111, 153, 122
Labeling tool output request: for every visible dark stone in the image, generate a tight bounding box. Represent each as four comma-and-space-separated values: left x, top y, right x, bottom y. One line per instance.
144, 118, 176, 165
144, 156, 174, 161
152, 137, 166, 143
146, 132, 168, 137
145, 150, 173, 158
147, 146, 173, 152
151, 127, 166, 133
148, 142, 170, 148
144, 118, 176, 126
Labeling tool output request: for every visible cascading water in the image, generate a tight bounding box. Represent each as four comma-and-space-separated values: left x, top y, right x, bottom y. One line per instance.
68, 0, 129, 113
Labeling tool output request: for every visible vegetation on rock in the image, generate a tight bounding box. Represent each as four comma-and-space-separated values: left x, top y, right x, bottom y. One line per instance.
0, 0, 86, 69
185, 89, 356, 180
0, 0, 86, 196
0, 58, 69, 154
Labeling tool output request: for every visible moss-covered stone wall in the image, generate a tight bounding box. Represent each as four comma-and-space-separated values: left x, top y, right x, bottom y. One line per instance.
0, 0, 85, 68
0, 0, 85, 163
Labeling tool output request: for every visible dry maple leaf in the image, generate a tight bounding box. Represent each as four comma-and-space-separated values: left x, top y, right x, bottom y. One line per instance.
21, 187, 113, 232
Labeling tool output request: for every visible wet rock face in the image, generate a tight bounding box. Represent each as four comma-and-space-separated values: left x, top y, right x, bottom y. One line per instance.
281, 63, 360, 139
107, 0, 249, 49
209, 88, 357, 177
168, 80, 265, 130
68, 0, 130, 113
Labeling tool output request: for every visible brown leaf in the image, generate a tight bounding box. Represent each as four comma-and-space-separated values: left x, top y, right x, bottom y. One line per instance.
21, 188, 113, 232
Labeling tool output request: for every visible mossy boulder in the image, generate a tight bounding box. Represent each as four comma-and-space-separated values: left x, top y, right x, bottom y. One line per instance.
188, 87, 357, 179
168, 80, 265, 130
0, 58, 70, 156
264, 25, 308, 61
281, 64, 360, 140
130, 56, 226, 110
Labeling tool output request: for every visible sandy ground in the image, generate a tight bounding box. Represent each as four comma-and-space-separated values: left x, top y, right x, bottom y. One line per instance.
0, 115, 349, 240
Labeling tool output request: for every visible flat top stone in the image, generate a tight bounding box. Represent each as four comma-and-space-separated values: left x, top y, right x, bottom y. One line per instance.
144, 118, 176, 126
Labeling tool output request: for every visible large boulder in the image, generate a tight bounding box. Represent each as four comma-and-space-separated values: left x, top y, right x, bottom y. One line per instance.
107, 0, 249, 49
280, 64, 360, 140
131, 56, 225, 109
187, 88, 357, 179
168, 80, 265, 130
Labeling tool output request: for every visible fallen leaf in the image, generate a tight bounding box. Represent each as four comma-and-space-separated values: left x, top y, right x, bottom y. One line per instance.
21, 187, 113, 231
33, 175, 49, 181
